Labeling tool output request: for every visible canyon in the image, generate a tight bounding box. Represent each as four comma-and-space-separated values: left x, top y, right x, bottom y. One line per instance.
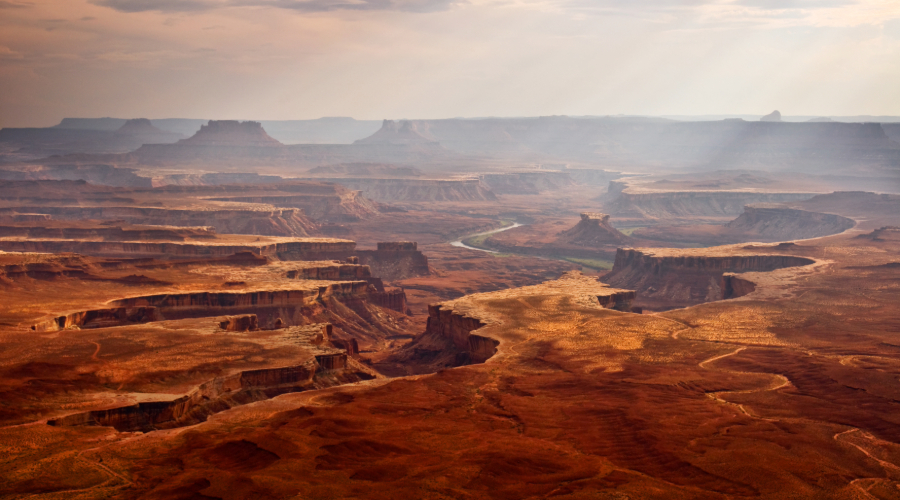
1, 115, 900, 499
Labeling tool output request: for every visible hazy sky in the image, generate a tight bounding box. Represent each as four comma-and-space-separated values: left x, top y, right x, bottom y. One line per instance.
1, 0, 899, 127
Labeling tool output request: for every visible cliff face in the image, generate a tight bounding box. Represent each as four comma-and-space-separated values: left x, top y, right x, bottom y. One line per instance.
208, 189, 380, 223
311, 178, 497, 203
32, 280, 407, 331
286, 263, 372, 280
479, 172, 576, 194
0, 206, 319, 237
43, 319, 377, 433
721, 273, 756, 300
603, 248, 815, 309
353, 242, 430, 280
47, 351, 366, 432
0, 238, 355, 259
604, 189, 816, 219
425, 304, 497, 365
0, 224, 218, 241
724, 206, 855, 240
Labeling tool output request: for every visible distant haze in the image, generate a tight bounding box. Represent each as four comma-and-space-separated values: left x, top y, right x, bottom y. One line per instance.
1, 0, 899, 128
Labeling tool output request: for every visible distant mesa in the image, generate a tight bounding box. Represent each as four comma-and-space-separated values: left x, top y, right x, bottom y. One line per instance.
807, 117, 834, 123
116, 118, 170, 136
760, 110, 782, 122
178, 120, 283, 147
556, 212, 632, 246
354, 119, 439, 146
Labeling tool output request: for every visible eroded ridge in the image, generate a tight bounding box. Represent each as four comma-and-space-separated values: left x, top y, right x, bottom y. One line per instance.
32, 280, 408, 331
47, 323, 374, 432
380, 272, 638, 374
603, 246, 816, 310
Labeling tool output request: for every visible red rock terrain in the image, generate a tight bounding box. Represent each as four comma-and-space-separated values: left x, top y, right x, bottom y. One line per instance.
1, 158, 900, 500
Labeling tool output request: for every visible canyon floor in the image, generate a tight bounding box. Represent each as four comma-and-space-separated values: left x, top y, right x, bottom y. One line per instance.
0, 171, 899, 499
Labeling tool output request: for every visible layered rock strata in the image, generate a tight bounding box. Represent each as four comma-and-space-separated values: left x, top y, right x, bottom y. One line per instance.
603, 247, 815, 309
308, 178, 497, 203
0, 206, 318, 237
724, 206, 855, 240
0, 238, 355, 259
604, 189, 816, 220
47, 324, 368, 433
31, 280, 408, 331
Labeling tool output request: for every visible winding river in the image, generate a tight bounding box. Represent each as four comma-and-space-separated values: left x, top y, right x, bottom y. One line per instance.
450, 222, 523, 253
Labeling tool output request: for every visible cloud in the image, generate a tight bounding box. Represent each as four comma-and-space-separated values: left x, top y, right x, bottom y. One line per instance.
0, 0, 32, 7
734, 0, 857, 9
0, 46, 24, 59
91, 0, 459, 13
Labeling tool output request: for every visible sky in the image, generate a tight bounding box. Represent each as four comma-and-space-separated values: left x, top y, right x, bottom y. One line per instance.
1, 0, 899, 127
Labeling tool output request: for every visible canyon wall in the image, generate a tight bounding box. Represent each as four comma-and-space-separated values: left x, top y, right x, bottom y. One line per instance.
207, 190, 380, 222
31, 280, 407, 330
0, 205, 318, 237
353, 242, 430, 280
0, 224, 218, 241
603, 248, 815, 309
724, 206, 856, 240
425, 304, 498, 365
47, 354, 363, 432
0, 239, 356, 259
604, 189, 817, 219
312, 178, 497, 203
479, 172, 576, 194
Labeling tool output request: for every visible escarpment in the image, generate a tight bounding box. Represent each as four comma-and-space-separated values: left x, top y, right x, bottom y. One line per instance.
604, 185, 816, 220
426, 304, 498, 365
721, 273, 756, 300
31, 281, 408, 331
309, 178, 497, 203
47, 324, 371, 433
479, 171, 576, 194
603, 248, 815, 309
353, 242, 430, 280
0, 206, 319, 237
724, 206, 855, 240
0, 237, 356, 259
206, 189, 380, 222
634, 204, 858, 245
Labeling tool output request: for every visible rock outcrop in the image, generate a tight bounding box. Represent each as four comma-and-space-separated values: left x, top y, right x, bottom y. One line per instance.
425, 304, 497, 365
556, 212, 632, 246
353, 242, 430, 280
353, 120, 438, 145
178, 120, 283, 147
602, 248, 815, 309
45, 320, 379, 433
479, 172, 576, 194
0, 238, 355, 259
0, 206, 319, 237
633, 205, 857, 245
31, 279, 408, 331
310, 178, 497, 203
218, 314, 259, 332
760, 110, 782, 122
723, 206, 855, 240
603, 186, 817, 220
207, 189, 379, 222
